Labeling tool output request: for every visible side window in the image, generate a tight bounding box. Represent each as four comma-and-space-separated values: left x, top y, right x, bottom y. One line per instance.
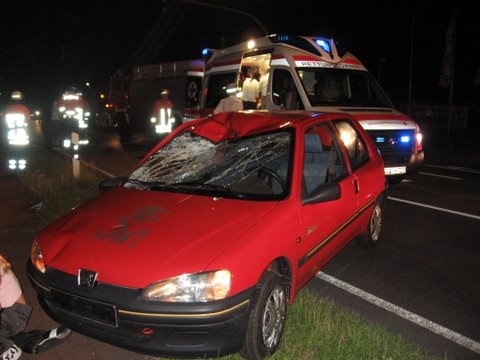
271, 69, 304, 110
302, 124, 347, 198
333, 120, 369, 170
204, 73, 236, 109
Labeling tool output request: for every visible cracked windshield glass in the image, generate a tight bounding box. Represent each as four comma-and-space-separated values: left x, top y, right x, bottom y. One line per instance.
126, 131, 292, 198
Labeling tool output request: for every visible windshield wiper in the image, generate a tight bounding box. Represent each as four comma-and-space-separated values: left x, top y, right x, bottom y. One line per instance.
168, 181, 228, 191
168, 181, 247, 199
125, 179, 167, 190
126, 179, 246, 198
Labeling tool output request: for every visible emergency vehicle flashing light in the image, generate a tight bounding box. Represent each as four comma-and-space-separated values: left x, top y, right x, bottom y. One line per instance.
315, 39, 331, 53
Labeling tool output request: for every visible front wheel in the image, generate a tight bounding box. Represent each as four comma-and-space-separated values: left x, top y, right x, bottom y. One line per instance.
356, 195, 384, 249
239, 271, 287, 360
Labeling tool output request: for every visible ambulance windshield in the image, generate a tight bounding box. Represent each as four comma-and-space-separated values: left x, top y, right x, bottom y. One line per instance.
297, 68, 392, 108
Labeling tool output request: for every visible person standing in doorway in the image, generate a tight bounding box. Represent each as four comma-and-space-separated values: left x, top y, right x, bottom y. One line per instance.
241, 70, 260, 110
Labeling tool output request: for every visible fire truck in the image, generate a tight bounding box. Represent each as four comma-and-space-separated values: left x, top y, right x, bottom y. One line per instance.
101, 60, 204, 134
199, 34, 424, 183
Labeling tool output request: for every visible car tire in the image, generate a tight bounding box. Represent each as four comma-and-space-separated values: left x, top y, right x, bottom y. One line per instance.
356, 194, 384, 249
239, 271, 287, 360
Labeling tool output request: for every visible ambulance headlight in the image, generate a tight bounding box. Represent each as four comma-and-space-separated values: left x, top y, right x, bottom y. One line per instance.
416, 133, 423, 145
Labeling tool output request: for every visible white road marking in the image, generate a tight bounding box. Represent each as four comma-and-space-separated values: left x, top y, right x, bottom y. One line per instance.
387, 196, 480, 220
80, 160, 118, 178
316, 271, 480, 354
424, 164, 480, 175
419, 171, 462, 180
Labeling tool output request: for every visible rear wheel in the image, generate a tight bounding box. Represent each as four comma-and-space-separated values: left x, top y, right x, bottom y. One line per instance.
356, 195, 384, 249
239, 271, 287, 359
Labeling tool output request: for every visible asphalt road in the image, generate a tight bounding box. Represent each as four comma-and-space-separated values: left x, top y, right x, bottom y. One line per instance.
310, 164, 480, 360
1, 123, 479, 359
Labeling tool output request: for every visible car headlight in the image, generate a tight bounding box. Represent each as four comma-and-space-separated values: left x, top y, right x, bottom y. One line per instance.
31, 238, 45, 273
141, 270, 231, 302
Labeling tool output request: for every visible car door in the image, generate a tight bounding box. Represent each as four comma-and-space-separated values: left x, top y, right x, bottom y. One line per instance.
295, 120, 360, 289
332, 118, 381, 231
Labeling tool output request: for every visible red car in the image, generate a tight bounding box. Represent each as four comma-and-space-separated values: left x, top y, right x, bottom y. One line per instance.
28, 111, 387, 359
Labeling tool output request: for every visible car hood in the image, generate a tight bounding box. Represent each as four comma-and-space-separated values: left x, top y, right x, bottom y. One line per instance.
39, 187, 278, 288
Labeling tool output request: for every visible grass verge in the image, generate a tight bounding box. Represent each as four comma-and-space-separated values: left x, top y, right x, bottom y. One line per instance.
18, 147, 443, 360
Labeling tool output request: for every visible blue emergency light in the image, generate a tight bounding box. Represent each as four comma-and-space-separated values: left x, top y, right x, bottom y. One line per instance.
400, 135, 411, 143
315, 39, 331, 54
376, 137, 385, 143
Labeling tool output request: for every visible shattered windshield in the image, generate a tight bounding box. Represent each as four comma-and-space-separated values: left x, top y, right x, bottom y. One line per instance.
126, 130, 292, 200
297, 68, 392, 108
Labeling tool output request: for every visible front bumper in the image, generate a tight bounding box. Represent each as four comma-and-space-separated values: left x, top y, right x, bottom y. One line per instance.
27, 261, 253, 358
382, 149, 424, 177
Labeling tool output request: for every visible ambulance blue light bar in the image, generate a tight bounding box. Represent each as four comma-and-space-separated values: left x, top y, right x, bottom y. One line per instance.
315, 39, 331, 54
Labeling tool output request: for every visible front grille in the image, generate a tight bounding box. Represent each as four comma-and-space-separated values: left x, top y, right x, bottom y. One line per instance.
368, 129, 414, 165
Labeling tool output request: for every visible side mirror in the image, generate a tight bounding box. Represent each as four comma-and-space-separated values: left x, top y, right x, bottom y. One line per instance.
303, 183, 341, 205
99, 177, 128, 192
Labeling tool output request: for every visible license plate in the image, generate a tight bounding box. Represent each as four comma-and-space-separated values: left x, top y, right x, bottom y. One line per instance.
51, 288, 118, 327
384, 166, 406, 175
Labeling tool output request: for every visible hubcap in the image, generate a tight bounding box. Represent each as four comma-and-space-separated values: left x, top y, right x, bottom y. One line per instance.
370, 204, 382, 241
262, 286, 286, 349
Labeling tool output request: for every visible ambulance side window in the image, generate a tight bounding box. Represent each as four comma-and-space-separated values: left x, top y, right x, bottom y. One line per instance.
271, 69, 304, 110
205, 73, 236, 109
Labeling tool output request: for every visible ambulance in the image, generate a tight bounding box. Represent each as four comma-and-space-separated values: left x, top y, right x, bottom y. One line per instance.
199, 34, 424, 183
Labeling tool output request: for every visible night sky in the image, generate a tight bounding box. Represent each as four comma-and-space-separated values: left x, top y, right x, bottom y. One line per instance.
1, 0, 477, 112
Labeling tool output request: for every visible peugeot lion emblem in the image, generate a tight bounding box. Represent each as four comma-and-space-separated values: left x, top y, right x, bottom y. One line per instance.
78, 269, 98, 288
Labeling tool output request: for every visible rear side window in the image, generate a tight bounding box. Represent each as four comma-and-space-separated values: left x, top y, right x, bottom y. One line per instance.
333, 120, 369, 170
302, 124, 347, 197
